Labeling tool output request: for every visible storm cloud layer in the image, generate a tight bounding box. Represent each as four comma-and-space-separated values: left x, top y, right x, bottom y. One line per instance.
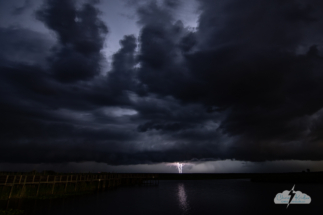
1, 0, 323, 166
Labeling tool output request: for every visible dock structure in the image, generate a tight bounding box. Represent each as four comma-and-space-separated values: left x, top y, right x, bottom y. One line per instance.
0, 173, 159, 199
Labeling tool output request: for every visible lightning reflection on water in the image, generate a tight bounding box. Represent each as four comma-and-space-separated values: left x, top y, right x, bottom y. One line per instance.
178, 183, 190, 213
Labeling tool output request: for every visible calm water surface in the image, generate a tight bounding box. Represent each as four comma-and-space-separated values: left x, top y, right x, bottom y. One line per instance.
1, 179, 322, 215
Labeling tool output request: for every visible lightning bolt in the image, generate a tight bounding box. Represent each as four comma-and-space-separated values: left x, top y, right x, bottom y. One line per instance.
167, 162, 188, 174
177, 163, 183, 174
287, 185, 296, 208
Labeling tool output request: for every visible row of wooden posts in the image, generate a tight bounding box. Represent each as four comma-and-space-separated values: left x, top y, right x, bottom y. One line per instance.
0, 174, 159, 199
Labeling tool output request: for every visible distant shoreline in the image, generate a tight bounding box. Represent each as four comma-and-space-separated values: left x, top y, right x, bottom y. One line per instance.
159, 172, 323, 183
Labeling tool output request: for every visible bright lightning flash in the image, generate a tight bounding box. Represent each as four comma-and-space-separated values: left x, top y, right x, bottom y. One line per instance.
167, 162, 187, 174
177, 163, 183, 174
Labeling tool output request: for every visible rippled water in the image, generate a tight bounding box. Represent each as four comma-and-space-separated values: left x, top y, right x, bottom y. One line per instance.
1, 179, 322, 214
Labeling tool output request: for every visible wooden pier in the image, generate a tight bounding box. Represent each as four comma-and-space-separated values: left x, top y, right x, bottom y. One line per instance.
0, 173, 159, 199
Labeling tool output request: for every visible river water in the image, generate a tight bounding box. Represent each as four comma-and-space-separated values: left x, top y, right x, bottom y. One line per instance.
1, 179, 322, 214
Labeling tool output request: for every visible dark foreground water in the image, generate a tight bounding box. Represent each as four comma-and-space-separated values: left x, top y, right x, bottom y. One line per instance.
1, 179, 322, 215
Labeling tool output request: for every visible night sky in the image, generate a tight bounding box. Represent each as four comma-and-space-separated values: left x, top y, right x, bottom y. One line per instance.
1, 0, 323, 173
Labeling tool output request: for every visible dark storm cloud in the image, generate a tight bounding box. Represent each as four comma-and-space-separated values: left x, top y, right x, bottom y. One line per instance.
0, 27, 53, 64
36, 0, 108, 82
107, 35, 138, 94
133, 0, 323, 161
0, 1, 139, 165
187, 0, 323, 143
135, 1, 196, 100
3, 0, 323, 167
137, 120, 190, 132
12, 0, 33, 15
163, 0, 180, 8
